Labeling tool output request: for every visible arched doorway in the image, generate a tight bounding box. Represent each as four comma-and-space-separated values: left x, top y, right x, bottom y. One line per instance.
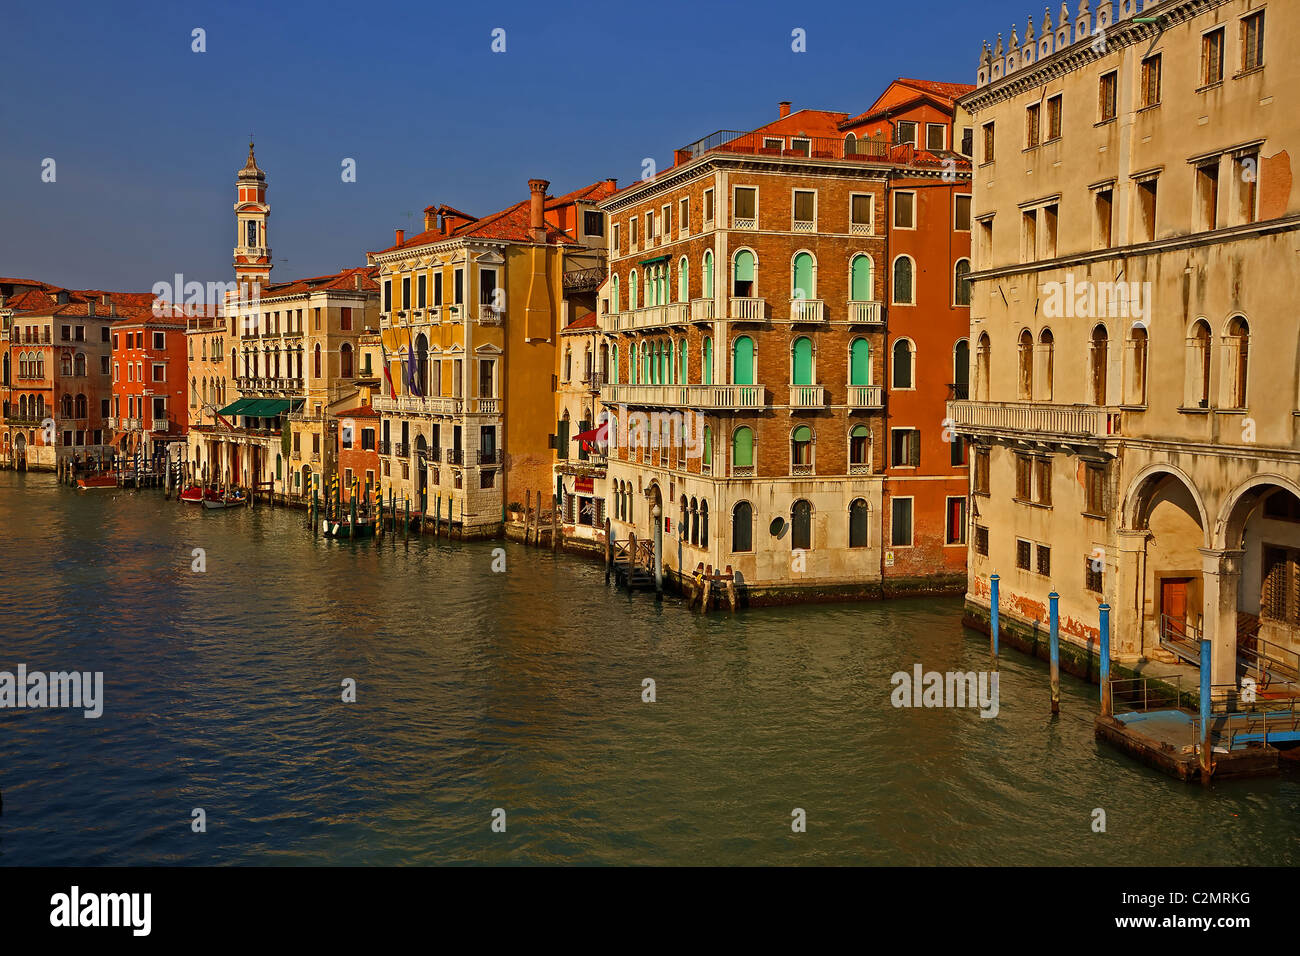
13, 433, 26, 471
414, 435, 428, 499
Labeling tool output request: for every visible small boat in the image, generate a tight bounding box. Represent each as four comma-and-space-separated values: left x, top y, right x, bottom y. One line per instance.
179, 485, 205, 504
77, 474, 117, 490
202, 491, 247, 509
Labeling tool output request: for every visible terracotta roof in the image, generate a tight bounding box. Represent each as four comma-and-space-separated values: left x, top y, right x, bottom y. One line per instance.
375, 179, 615, 254
258, 265, 379, 299
564, 314, 599, 331
334, 404, 379, 419
840, 78, 976, 130
2, 287, 155, 319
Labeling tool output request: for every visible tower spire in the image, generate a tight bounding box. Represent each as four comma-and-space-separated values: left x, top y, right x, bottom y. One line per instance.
233, 141, 271, 289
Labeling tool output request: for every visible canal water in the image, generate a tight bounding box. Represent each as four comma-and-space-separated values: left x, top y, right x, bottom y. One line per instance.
0, 470, 1296, 866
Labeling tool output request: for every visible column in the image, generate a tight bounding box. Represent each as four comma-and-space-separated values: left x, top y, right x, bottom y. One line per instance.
1114, 529, 1151, 658
1199, 547, 1244, 703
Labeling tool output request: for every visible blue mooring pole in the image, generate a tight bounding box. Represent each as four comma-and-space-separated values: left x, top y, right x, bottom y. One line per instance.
1049, 591, 1060, 715
1199, 639, 1213, 781
1099, 603, 1111, 717
989, 574, 1000, 663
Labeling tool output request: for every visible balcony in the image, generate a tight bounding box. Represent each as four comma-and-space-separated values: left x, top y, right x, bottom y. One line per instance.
848, 301, 884, 325
393, 442, 407, 458
478, 305, 502, 326
152, 419, 170, 433
477, 448, 499, 465
474, 398, 500, 415
789, 385, 825, 407
601, 383, 766, 410
372, 395, 464, 416
792, 218, 816, 234
690, 298, 715, 322
608, 304, 691, 333
847, 385, 884, 409
790, 299, 824, 323
729, 297, 766, 321
378, 440, 391, 455
445, 448, 464, 465
947, 401, 1123, 441
105, 416, 118, 429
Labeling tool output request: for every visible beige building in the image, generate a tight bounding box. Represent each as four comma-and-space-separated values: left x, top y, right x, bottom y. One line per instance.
951, 0, 1299, 696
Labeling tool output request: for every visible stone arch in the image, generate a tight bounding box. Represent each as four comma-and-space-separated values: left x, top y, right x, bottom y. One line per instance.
1215, 473, 1300, 551
1123, 463, 1211, 545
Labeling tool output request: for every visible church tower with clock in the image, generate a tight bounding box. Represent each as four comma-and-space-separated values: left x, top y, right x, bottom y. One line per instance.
233, 142, 271, 289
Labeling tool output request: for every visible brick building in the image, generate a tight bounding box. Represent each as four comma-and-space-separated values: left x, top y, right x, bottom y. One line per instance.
109, 308, 190, 465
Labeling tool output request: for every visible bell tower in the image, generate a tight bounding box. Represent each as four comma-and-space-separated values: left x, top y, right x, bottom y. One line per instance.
233, 141, 271, 289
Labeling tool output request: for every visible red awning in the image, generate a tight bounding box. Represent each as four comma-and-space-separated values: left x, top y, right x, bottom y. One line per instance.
571, 422, 609, 452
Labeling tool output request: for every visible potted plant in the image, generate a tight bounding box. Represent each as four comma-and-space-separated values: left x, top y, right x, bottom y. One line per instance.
507, 501, 523, 522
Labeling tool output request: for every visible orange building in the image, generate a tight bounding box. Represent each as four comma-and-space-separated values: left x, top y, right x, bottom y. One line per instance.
110, 307, 191, 466
335, 404, 380, 503
841, 79, 974, 591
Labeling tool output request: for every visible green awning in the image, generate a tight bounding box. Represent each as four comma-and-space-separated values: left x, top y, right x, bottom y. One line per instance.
638, 254, 670, 266
243, 399, 291, 417
218, 398, 258, 416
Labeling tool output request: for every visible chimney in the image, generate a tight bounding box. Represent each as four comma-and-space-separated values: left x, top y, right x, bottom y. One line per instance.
88, 299, 95, 316
354, 272, 363, 290
528, 178, 550, 243
395, 228, 405, 246
779, 101, 792, 118
605, 177, 617, 190
424, 206, 437, 231
440, 210, 451, 236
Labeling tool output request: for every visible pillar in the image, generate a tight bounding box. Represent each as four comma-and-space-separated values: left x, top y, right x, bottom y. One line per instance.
1114, 529, 1151, 659
1199, 547, 1244, 706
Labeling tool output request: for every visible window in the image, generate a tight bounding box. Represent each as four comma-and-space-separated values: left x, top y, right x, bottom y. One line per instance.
1099, 71, 1117, 121
960, 126, 973, 157
850, 194, 874, 235
479, 359, 495, 398
584, 210, 604, 236
678, 198, 689, 234
1046, 94, 1062, 140
925, 123, 946, 151
1085, 463, 1106, 516
975, 526, 989, 556
849, 499, 869, 548
1016, 538, 1032, 570
1141, 55, 1162, 107
152, 364, 165, 383
1234, 152, 1259, 224
890, 428, 920, 467
1034, 457, 1052, 505
703, 188, 714, 223
1136, 177, 1158, 241
950, 435, 967, 468
791, 500, 812, 550
974, 447, 990, 495
1022, 210, 1037, 262
1095, 187, 1114, 248
982, 122, 995, 163
383, 280, 391, 312
1227, 316, 1249, 408
1188, 320, 1213, 408
893, 191, 915, 229
1203, 27, 1225, 86
895, 121, 918, 146
946, 497, 967, 545
793, 190, 816, 228
1085, 556, 1104, 593
1196, 160, 1220, 231
733, 187, 757, 227
892, 339, 913, 389
1025, 102, 1041, 148
732, 425, 754, 472
850, 424, 870, 469
1128, 326, 1148, 405
954, 259, 972, 306
732, 501, 753, 552
791, 425, 813, 469
645, 211, 654, 241
1090, 325, 1109, 405
954, 195, 971, 232
732, 251, 755, 299
454, 268, 464, 305
892, 257, 914, 305
1242, 11, 1265, 72
891, 498, 913, 547
151, 331, 165, 350
1036, 544, 1051, 576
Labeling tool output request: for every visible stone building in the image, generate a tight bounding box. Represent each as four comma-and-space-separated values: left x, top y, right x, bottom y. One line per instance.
951, 0, 1300, 694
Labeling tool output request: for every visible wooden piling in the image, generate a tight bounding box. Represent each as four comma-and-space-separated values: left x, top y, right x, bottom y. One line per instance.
1048, 591, 1060, 715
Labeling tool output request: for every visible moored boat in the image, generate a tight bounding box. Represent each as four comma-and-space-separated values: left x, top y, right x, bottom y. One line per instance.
76, 474, 117, 490
179, 485, 205, 504
202, 491, 247, 509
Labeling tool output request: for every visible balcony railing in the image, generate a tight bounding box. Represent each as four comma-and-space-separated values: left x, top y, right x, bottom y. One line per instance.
789, 385, 825, 407
378, 440, 391, 455
105, 416, 118, 429
372, 395, 464, 416
393, 442, 407, 457
601, 383, 766, 409
690, 298, 715, 322
848, 385, 884, 408
848, 301, 884, 324
152, 419, 170, 433
729, 297, 766, 321
676, 129, 890, 164
790, 299, 825, 323
478, 305, 502, 326
445, 448, 464, 465
475, 398, 500, 415
948, 401, 1123, 440
477, 448, 499, 465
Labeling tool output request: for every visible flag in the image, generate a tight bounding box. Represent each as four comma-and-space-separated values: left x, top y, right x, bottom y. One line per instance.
380, 340, 397, 399
406, 343, 422, 397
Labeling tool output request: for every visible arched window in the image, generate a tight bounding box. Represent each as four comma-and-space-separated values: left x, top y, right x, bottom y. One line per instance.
700, 500, 709, 545
1017, 330, 1034, 400
1226, 316, 1249, 408
703, 426, 712, 470
892, 339, 913, 389
792, 251, 814, 300
892, 255, 914, 305
415, 334, 428, 394
850, 425, 870, 470
843, 132, 858, 157
976, 332, 991, 401
190, 377, 197, 407
703, 250, 714, 298
732, 501, 753, 552
1090, 325, 1109, 405
732, 426, 754, 473
733, 249, 755, 298
732, 336, 754, 385
953, 339, 970, 398
564, 346, 573, 382
954, 258, 972, 306
74, 353, 86, 376
849, 498, 869, 548
610, 344, 619, 384
61, 394, 73, 417
679, 340, 688, 385
850, 254, 873, 302
680, 494, 688, 535
678, 257, 689, 302
1188, 320, 1212, 408
1038, 328, 1054, 400
850, 338, 871, 386
313, 343, 322, 379
791, 499, 812, 550
629, 271, 638, 310
690, 496, 699, 545
791, 425, 813, 469
611, 275, 619, 313
791, 337, 814, 385
703, 336, 713, 385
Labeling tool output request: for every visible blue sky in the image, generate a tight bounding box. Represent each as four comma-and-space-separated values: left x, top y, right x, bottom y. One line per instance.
0, 0, 1035, 291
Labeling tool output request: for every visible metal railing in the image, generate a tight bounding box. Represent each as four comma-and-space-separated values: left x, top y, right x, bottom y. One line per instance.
1107, 674, 1188, 715
677, 129, 890, 162
1159, 614, 1202, 666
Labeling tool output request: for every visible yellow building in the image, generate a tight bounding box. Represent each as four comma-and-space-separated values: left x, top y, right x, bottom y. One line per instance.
369, 178, 614, 535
